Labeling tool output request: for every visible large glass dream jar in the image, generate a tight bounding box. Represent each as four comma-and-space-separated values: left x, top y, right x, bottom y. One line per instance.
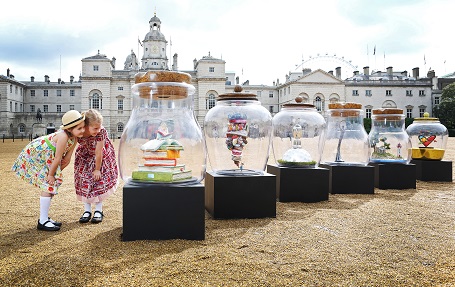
320, 102, 369, 166
204, 85, 272, 175
118, 71, 206, 184
406, 112, 448, 160
272, 96, 326, 168
369, 108, 411, 164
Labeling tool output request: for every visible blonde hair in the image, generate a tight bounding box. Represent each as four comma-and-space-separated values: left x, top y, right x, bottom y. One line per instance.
84, 109, 103, 126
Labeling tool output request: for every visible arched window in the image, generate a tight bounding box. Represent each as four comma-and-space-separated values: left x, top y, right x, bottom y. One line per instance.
314, 96, 323, 112
117, 123, 124, 133
19, 124, 26, 134
90, 93, 102, 110
206, 93, 216, 110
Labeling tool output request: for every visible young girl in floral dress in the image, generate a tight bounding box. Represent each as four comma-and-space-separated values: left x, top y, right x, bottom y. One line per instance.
12, 110, 86, 231
75, 109, 118, 224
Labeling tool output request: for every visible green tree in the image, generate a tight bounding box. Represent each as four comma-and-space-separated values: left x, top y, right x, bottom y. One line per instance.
434, 82, 455, 135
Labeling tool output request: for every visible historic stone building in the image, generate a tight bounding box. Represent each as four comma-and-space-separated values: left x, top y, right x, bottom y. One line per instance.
0, 13, 441, 138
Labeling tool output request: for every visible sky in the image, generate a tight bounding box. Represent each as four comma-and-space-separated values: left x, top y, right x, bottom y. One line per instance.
1, 0, 454, 85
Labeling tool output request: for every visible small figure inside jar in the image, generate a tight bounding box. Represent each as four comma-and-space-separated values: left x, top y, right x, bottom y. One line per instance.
225, 113, 248, 168
278, 124, 315, 167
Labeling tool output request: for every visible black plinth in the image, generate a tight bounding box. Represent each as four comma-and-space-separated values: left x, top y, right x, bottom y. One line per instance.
369, 163, 416, 189
267, 164, 329, 202
122, 181, 205, 241
411, 160, 453, 182
319, 164, 375, 194
205, 171, 276, 219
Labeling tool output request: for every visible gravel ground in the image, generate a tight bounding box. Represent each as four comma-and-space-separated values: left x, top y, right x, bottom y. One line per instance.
0, 138, 454, 287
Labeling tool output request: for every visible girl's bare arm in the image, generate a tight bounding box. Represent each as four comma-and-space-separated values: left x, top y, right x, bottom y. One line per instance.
93, 140, 104, 181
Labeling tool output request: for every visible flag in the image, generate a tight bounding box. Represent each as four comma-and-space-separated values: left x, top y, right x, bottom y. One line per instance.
373, 45, 376, 55
424, 54, 426, 65
138, 38, 143, 47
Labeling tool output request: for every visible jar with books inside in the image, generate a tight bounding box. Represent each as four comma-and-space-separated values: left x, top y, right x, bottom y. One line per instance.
118, 71, 206, 184
406, 112, 448, 160
369, 108, 411, 164
204, 85, 273, 175
271, 96, 326, 168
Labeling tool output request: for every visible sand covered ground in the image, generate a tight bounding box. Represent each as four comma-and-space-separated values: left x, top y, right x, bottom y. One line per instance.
0, 138, 454, 286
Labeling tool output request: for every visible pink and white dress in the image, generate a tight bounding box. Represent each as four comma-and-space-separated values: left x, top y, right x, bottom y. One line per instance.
74, 127, 118, 203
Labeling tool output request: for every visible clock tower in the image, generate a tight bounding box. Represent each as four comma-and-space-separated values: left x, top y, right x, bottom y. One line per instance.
140, 12, 168, 70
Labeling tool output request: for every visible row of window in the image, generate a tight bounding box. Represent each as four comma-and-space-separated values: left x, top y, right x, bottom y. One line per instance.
9, 85, 23, 95
352, 89, 426, 97
16, 121, 125, 134
255, 91, 275, 98
365, 108, 426, 118
30, 89, 75, 97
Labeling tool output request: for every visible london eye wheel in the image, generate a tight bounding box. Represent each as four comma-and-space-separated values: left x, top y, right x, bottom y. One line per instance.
294, 54, 359, 80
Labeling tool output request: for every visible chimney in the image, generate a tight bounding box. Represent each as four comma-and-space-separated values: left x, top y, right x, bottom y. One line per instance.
70, 76, 74, 84
363, 66, 369, 75
335, 67, 341, 79
58, 78, 61, 84
193, 58, 197, 70
7, 68, 10, 77
45, 75, 49, 83
172, 53, 178, 71
31, 76, 35, 82
412, 67, 419, 79
328, 70, 333, 75
387, 66, 393, 75
427, 70, 435, 78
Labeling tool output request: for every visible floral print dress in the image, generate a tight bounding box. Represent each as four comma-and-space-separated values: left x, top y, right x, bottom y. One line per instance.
74, 127, 118, 203
12, 131, 75, 194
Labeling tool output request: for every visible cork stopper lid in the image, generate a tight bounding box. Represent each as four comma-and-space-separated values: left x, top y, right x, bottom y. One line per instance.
372, 108, 404, 120
135, 70, 192, 99
372, 108, 403, 115
217, 85, 258, 101
328, 102, 362, 117
328, 102, 362, 109
283, 96, 316, 109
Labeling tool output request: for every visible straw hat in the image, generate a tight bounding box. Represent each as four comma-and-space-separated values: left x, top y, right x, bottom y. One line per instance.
60, 110, 85, 130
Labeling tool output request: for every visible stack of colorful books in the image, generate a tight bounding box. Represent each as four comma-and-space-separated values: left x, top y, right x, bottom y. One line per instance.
132, 138, 192, 183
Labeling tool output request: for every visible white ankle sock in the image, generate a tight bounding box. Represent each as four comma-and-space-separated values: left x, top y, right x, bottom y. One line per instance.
84, 203, 92, 213
39, 196, 52, 225
95, 202, 103, 212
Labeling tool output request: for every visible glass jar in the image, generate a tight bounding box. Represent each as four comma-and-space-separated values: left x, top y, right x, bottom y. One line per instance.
406, 112, 448, 160
368, 108, 411, 164
272, 96, 326, 168
320, 102, 369, 166
118, 71, 206, 184
204, 85, 272, 175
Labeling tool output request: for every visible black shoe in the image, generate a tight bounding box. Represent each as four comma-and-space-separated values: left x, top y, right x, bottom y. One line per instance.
91, 211, 103, 223
79, 211, 91, 223
37, 220, 60, 231
48, 217, 62, 227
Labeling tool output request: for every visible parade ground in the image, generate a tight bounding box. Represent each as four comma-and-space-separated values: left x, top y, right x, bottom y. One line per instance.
0, 139, 454, 286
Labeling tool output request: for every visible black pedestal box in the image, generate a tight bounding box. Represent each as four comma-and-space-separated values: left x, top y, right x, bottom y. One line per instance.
122, 181, 205, 241
319, 164, 375, 194
411, 160, 453, 182
369, 163, 416, 189
205, 171, 276, 219
267, 164, 329, 202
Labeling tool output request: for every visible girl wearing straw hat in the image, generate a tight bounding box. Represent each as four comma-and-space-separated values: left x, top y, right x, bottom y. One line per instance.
12, 110, 86, 231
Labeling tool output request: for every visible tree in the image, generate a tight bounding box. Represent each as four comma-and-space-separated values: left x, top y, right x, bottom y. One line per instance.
434, 82, 455, 134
